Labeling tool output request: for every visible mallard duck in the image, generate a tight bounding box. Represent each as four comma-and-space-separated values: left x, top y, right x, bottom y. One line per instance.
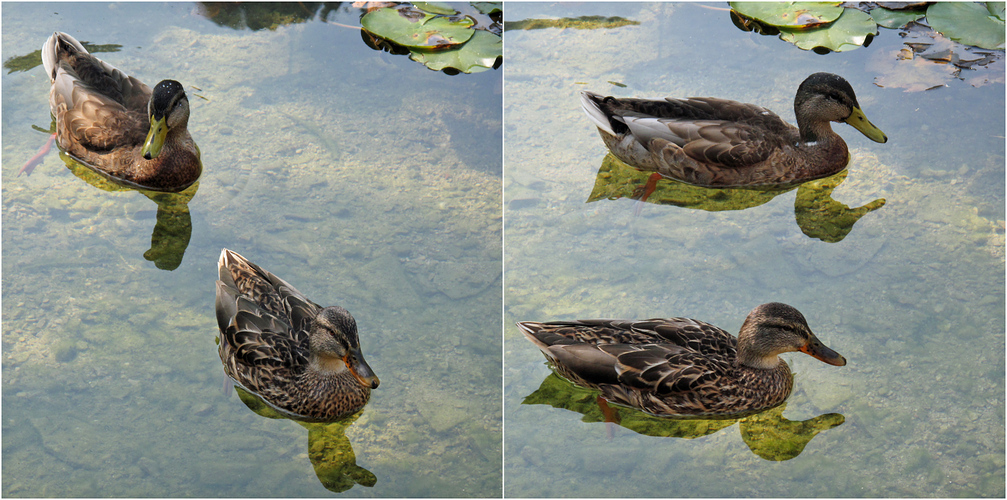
215, 249, 379, 422
580, 72, 887, 188
517, 303, 846, 417
41, 31, 200, 192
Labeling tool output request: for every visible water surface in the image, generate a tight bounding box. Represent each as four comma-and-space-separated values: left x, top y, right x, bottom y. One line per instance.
2, 2, 502, 496
504, 2, 1003, 497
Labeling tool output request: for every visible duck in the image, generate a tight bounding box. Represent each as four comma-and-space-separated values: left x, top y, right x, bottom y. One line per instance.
41, 31, 201, 192
517, 302, 846, 417
215, 249, 380, 422
580, 72, 887, 188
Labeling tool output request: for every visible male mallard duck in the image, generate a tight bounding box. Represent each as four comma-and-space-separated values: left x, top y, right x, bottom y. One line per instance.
580, 73, 887, 188
41, 31, 200, 192
215, 249, 379, 422
517, 303, 846, 417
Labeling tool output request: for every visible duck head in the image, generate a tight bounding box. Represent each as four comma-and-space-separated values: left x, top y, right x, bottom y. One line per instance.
309, 306, 380, 389
794, 72, 887, 144
141, 79, 190, 160
736, 302, 847, 370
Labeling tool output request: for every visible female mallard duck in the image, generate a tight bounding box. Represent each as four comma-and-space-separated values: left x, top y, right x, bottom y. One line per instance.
215, 249, 380, 422
580, 73, 887, 188
41, 31, 200, 192
517, 303, 846, 417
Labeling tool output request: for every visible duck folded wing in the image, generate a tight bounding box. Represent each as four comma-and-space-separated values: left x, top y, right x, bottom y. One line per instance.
648, 319, 737, 356
600, 343, 720, 394
56, 83, 148, 151
544, 343, 623, 385
621, 115, 795, 170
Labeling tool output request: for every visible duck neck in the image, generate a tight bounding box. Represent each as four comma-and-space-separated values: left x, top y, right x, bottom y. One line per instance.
797, 115, 841, 145
794, 118, 850, 178
736, 350, 783, 370
736, 333, 784, 370
307, 352, 351, 376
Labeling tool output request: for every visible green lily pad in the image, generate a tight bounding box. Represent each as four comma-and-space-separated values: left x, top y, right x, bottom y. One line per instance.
361, 7, 474, 49
409, 29, 501, 73
988, 1, 1006, 21
779, 7, 877, 52
730, 2, 843, 28
927, 2, 1005, 50
471, 2, 501, 15
413, 2, 457, 16
870, 6, 926, 29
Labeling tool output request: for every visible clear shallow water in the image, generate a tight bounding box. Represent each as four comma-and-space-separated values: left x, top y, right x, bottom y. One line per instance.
2, 2, 501, 497
504, 2, 1003, 497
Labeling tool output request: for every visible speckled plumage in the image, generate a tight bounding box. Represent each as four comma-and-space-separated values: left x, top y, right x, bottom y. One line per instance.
580, 73, 887, 188
517, 303, 846, 417
41, 31, 201, 192
215, 249, 379, 422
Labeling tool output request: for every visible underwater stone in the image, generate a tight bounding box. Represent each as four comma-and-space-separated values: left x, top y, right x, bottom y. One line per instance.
53, 340, 78, 363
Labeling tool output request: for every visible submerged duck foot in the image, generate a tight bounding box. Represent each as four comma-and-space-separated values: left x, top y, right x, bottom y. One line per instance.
19, 133, 55, 177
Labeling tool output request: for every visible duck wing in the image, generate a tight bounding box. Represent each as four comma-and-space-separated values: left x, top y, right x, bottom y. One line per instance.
217, 248, 322, 322
518, 317, 739, 394
582, 92, 799, 168
598, 343, 731, 395
216, 282, 303, 367
43, 32, 151, 151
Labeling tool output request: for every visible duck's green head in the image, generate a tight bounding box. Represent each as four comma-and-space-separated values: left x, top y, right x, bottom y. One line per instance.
141, 79, 190, 160
795, 72, 888, 144
737, 302, 847, 370
309, 306, 381, 390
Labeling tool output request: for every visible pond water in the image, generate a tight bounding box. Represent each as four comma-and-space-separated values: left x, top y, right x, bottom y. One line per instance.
2, 2, 501, 497
503, 2, 1004, 498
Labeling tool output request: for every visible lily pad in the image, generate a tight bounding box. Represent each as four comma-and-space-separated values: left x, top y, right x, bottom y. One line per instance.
409, 29, 501, 73
989, 1, 1006, 21
730, 2, 843, 29
413, 2, 457, 16
778, 7, 877, 52
870, 6, 926, 29
361, 6, 474, 49
471, 2, 501, 15
927, 2, 1005, 50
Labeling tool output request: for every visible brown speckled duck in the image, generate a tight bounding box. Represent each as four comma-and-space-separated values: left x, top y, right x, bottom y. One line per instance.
42, 31, 201, 192
215, 249, 379, 422
517, 303, 846, 417
580, 73, 887, 188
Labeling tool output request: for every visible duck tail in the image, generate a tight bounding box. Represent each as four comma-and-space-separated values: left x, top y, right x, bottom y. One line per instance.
41, 31, 88, 83
579, 91, 618, 136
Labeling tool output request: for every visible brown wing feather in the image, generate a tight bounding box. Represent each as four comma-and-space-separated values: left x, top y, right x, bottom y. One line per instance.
519, 317, 735, 391
587, 93, 800, 169
216, 250, 314, 390
624, 99, 797, 168
48, 33, 152, 153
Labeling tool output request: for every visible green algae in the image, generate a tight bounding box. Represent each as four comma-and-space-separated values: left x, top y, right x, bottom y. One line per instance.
504, 15, 640, 31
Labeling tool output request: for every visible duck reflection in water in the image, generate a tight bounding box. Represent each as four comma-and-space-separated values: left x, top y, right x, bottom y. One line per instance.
588, 153, 886, 243
233, 386, 377, 493
523, 372, 845, 461
61, 150, 197, 271
19, 119, 196, 271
